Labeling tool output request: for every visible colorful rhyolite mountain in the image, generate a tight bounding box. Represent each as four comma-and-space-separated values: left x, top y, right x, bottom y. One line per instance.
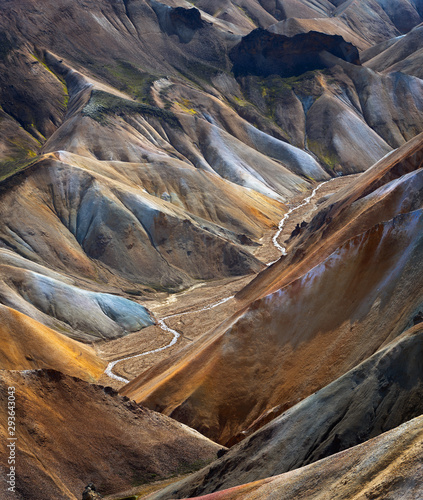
1, 0, 423, 499
122, 132, 423, 446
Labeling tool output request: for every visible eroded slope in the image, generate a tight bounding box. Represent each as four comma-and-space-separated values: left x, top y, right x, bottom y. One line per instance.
149, 324, 423, 497
163, 414, 423, 500
0, 370, 222, 500
0, 305, 106, 380
122, 134, 423, 445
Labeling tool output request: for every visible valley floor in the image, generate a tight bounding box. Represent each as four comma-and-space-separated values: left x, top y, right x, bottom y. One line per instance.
95, 174, 358, 389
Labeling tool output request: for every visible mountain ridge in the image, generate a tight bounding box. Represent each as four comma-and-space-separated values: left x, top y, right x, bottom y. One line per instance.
1, 1, 423, 498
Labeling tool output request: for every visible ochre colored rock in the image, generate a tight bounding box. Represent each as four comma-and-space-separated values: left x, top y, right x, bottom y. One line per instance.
0, 370, 221, 500
0, 304, 106, 380
122, 134, 423, 446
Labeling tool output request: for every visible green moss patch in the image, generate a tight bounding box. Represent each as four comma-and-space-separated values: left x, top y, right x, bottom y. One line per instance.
31, 53, 69, 110
308, 139, 340, 170
82, 89, 181, 127
0, 154, 38, 183
105, 60, 157, 104
179, 59, 222, 86
236, 6, 256, 26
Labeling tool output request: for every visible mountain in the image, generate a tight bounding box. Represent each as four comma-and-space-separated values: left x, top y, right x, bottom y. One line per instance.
0, 369, 221, 500
268, 17, 372, 50
0, 246, 155, 342
122, 132, 423, 446
157, 414, 423, 500
0, 304, 106, 381
175, 0, 423, 42
148, 323, 423, 498
2, 1, 423, 499
364, 23, 423, 78
1, 1, 423, 331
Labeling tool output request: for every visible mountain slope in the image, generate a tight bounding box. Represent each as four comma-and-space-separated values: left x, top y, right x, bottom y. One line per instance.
162, 414, 423, 500
364, 24, 423, 78
268, 17, 372, 50
149, 323, 423, 498
0, 370, 222, 500
0, 305, 106, 380
122, 133, 423, 445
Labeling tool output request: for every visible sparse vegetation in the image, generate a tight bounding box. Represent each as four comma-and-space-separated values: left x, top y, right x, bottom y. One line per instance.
263, 70, 327, 103
232, 95, 249, 107
31, 53, 69, 109
181, 59, 222, 84
82, 89, 181, 127
230, 71, 330, 141
106, 60, 158, 104
236, 5, 256, 26
0, 126, 40, 184
175, 458, 211, 476
0, 154, 38, 183
308, 139, 340, 170
175, 97, 197, 114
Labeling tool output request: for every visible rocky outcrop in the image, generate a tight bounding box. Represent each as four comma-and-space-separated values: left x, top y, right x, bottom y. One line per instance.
150, 2, 206, 44
82, 483, 103, 500
288, 220, 307, 239
230, 29, 360, 77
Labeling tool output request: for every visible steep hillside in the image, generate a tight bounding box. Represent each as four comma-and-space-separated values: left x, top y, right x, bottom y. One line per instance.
364, 24, 423, 78
238, 131, 423, 304
1, 0, 422, 186
0, 305, 106, 380
157, 414, 423, 500
149, 324, 423, 497
170, 0, 423, 41
0, 370, 221, 500
122, 133, 423, 445
268, 17, 372, 50
234, 58, 423, 170
0, 248, 156, 342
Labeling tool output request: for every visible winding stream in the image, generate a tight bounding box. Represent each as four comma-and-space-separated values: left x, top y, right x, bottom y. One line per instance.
105, 295, 235, 383
105, 179, 333, 383
270, 179, 332, 261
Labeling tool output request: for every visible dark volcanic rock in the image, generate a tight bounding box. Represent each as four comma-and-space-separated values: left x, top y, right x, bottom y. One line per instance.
150, 1, 205, 43
170, 7, 204, 30
230, 29, 360, 77
82, 483, 103, 500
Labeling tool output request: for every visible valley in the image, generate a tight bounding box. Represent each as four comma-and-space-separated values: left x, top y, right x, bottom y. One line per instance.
1, 1, 423, 499
98, 174, 356, 387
